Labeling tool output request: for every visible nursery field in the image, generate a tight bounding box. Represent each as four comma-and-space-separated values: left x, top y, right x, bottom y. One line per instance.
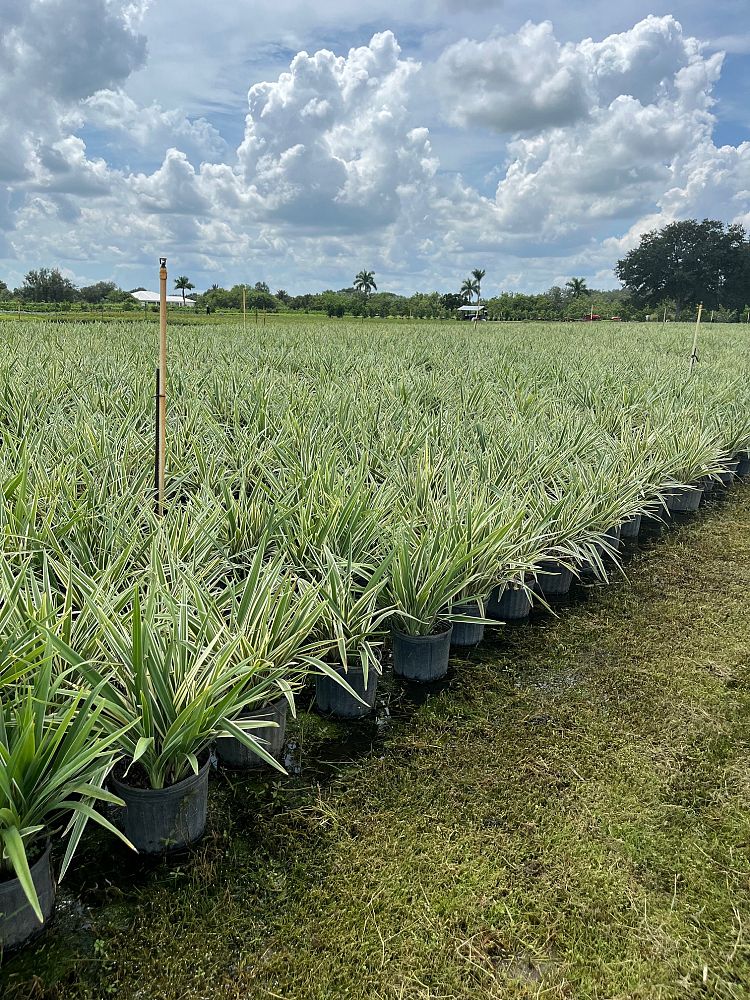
1, 317, 750, 997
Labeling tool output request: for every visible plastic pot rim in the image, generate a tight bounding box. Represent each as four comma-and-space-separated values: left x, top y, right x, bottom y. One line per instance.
391, 622, 452, 641
0, 839, 52, 893
230, 695, 289, 721
111, 756, 211, 798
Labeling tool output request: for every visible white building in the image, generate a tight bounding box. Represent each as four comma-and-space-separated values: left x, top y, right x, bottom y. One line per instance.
131, 290, 195, 307
457, 304, 487, 321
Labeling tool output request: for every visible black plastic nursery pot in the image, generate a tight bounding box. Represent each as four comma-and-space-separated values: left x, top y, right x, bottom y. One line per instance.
487, 582, 532, 621
316, 662, 379, 719
607, 524, 622, 548
535, 559, 574, 597
665, 484, 702, 513
735, 452, 750, 478
392, 624, 452, 682
111, 758, 210, 854
700, 475, 717, 497
585, 524, 623, 566
620, 513, 642, 540
450, 600, 484, 647
718, 460, 739, 487
216, 697, 288, 768
0, 843, 55, 954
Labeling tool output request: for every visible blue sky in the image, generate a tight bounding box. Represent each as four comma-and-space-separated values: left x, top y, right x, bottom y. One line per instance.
1, 0, 749, 296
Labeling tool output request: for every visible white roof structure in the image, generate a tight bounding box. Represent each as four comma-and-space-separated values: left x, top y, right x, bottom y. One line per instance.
458, 304, 486, 312
131, 290, 195, 306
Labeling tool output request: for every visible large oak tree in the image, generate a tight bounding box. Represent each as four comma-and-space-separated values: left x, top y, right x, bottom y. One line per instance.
616, 219, 750, 318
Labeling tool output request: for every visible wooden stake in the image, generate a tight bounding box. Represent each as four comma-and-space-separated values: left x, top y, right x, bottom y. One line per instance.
242, 285, 247, 332
154, 367, 160, 512
663, 306, 667, 326
689, 302, 703, 374
157, 258, 167, 514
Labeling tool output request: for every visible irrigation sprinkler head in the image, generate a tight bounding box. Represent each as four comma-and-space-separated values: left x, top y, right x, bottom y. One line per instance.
159, 257, 167, 270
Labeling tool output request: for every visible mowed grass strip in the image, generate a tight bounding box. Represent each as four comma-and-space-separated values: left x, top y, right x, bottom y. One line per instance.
4, 495, 749, 1000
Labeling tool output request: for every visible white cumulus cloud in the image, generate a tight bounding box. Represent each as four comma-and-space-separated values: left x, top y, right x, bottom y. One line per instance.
0, 0, 147, 183
436, 21, 591, 133
233, 31, 433, 230
1, 8, 749, 296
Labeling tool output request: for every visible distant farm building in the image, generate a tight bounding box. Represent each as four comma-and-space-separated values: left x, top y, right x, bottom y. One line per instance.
131, 290, 195, 307
457, 304, 487, 321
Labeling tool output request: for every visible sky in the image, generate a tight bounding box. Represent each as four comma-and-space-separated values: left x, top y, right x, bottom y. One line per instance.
1, 0, 749, 297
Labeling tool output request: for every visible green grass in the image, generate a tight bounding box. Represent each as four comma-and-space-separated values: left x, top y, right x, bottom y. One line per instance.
3, 497, 750, 999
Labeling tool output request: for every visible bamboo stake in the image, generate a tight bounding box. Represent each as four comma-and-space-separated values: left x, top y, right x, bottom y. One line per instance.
154, 367, 160, 512
689, 302, 703, 374
242, 285, 246, 332
663, 306, 667, 326
157, 257, 167, 514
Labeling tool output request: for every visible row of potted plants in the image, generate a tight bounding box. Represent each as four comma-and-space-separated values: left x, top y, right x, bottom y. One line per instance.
3, 449, 746, 953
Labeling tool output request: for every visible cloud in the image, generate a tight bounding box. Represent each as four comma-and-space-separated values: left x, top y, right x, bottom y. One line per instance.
34, 137, 113, 197
233, 31, 433, 230
0, 0, 146, 189
708, 33, 750, 55
0, 0, 147, 107
1, 9, 749, 298
436, 15, 710, 137
436, 22, 591, 133
580, 14, 701, 106
435, 16, 750, 262
130, 148, 211, 215
82, 91, 228, 164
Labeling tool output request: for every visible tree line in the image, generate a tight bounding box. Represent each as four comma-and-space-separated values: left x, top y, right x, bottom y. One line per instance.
2, 219, 748, 321
0, 270, 134, 306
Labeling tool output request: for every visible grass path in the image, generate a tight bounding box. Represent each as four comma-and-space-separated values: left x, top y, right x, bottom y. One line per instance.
4, 494, 750, 999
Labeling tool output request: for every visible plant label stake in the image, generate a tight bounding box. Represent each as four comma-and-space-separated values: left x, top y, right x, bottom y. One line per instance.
689, 302, 702, 374
157, 257, 167, 514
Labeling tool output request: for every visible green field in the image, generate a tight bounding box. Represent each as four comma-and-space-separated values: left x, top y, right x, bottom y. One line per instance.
1, 318, 749, 998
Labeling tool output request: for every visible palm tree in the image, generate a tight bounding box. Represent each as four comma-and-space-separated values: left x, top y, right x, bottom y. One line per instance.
565, 277, 590, 298
174, 276, 194, 305
354, 270, 377, 297
471, 268, 486, 303
460, 277, 479, 303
